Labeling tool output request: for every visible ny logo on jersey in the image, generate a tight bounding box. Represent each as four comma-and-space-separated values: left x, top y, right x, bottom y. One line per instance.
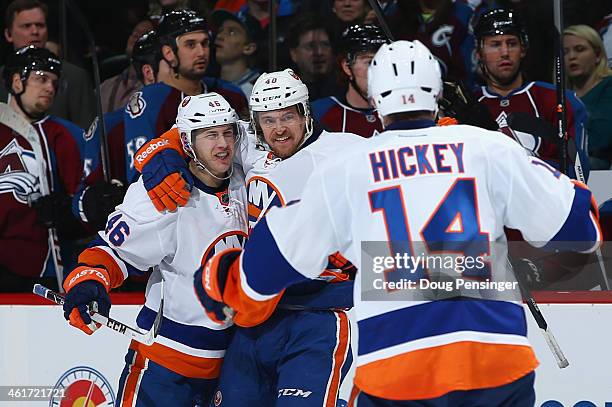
201, 231, 248, 264
247, 177, 284, 230
0, 139, 39, 203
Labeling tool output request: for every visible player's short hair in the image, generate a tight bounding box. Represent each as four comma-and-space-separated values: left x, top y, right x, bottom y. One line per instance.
5, 0, 48, 30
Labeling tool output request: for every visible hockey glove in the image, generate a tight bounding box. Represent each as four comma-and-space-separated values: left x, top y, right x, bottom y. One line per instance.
80, 181, 126, 230
141, 148, 193, 213
31, 191, 72, 228
63, 265, 112, 335
440, 81, 498, 130
193, 249, 240, 324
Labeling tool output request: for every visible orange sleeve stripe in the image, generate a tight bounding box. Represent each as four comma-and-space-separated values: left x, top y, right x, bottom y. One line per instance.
222, 254, 284, 327
129, 340, 223, 379
354, 342, 538, 400
133, 127, 186, 172
78, 247, 126, 289
571, 179, 599, 220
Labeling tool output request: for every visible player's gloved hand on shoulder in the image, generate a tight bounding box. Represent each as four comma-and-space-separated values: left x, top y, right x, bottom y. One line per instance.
193, 249, 241, 324
31, 191, 72, 228
62, 265, 112, 335
141, 148, 193, 213
81, 180, 126, 230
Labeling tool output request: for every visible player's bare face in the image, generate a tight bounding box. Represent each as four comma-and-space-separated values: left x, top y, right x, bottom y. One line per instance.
215, 20, 250, 64
333, 0, 368, 23
480, 35, 525, 85
258, 106, 306, 159
564, 34, 599, 80
350, 52, 375, 96
4, 8, 48, 48
193, 124, 236, 177
21, 70, 58, 115
176, 32, 210, 80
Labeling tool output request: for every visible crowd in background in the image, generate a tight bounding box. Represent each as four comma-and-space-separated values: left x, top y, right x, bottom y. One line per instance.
1, 0, 612, 292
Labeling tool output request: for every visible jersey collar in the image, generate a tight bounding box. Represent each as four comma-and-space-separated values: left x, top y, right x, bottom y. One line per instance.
193, 177, 230, 196
385, 119, 436, 131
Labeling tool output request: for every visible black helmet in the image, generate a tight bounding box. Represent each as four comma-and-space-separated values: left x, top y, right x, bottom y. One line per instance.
131, 30, 161, 81
158, 9, 208, 49
474, 9, 528, 48
3, 45, 62, 94
340, 24, 389, 62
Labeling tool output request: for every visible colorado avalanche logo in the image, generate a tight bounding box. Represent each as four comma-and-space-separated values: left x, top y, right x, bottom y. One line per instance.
126, 91, 147, 119
432, 25, 454, 50
201, 231, 248, 264
0, 139, 39, 203
247, 176, 284, 230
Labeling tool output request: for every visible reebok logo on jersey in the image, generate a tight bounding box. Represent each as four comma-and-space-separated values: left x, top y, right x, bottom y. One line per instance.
278, 388, 313, 398
135, 139, 169, 164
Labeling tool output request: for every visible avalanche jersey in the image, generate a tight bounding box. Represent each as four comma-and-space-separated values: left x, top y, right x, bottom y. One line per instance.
475, 81, 589, 180
239, 121, 600, 399
389, 1, 476, 87
85, 168, 248, 378
0, 116, 83, 278
311, 95, 382, 137
123, 79, 248, 182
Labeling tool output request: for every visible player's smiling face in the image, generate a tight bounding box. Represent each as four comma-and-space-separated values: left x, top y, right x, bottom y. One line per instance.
192, 123, 236, 177
480, 34, 525, 84
257, 105, 306, 159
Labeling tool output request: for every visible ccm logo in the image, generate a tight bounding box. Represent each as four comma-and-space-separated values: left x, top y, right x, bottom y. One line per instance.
135, 139, 169, 164
262, 95, 281, 101
278, 389, 312, 398
68, 269, 109, 288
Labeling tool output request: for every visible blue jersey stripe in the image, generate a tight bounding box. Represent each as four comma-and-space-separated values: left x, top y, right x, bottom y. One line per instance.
357, 298, 526, 356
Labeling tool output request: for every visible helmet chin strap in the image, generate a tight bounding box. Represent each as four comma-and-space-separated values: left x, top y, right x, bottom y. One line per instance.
193, 156, 234, 181
348, 65, 369, 105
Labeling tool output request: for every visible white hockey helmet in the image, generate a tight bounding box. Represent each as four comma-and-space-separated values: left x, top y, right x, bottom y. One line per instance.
176, 92, 241, 178
368, 40, 442, 119
249, 68, 313, 149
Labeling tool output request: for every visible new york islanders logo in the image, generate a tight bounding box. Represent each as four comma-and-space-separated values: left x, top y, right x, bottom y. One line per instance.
0, 139, 39, 203
247, 176, 285, 230
126, 91, 147, 119
201, 231, 248, 264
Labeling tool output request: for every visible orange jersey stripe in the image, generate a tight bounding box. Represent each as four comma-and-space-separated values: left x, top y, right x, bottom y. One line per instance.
354, 341, 538, 400
324, 311, 351, 407
120, 347, 148, 406
129, 340, 223, 379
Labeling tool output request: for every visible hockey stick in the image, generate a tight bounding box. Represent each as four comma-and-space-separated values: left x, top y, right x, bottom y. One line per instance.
0, 102, 64, 291
507, 258, 569, 368
366, 0, 395, 41
33, 284, 163, 345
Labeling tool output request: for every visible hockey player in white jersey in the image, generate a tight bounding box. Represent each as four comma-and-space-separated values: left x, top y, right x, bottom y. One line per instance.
196, 41, 602, 406
60, 92, 248, 406
133, 69, 356, 405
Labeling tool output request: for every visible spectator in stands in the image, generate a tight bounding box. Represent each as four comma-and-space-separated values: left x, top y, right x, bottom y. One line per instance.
565, 25, 612, 170
386, 0, 475, 86
100, 19, 154, 113
212, 9, 262, 97
288, 14, 343, 100
1, 0, 96, 130
331, 0, 371, 28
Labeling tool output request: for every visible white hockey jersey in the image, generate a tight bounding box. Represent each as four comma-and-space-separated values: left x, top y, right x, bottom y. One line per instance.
89, 168, 247, 379
238, 122, 601, 399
